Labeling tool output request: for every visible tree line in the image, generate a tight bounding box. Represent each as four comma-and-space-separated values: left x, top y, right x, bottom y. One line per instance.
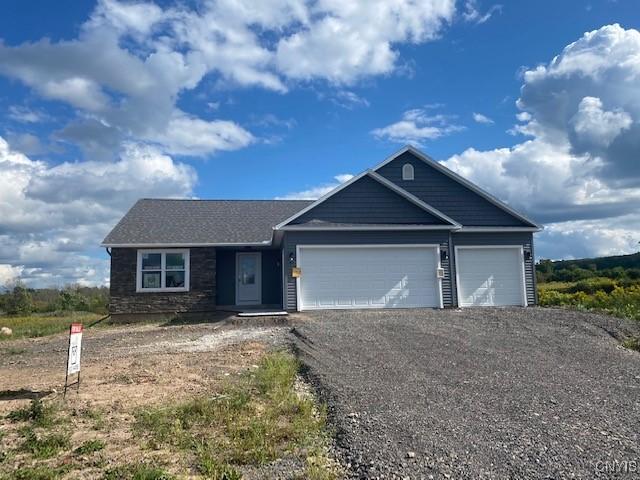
0, 285, 109, 316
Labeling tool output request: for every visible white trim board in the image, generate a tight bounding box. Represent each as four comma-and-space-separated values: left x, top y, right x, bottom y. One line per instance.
295, 244, 444, 311
274, 170, 459, 230
454, 245, 528, 307
280, 225, 458, 231
103, 241, 272, 248
456, 227, 541, 233
372, 145, 542, 229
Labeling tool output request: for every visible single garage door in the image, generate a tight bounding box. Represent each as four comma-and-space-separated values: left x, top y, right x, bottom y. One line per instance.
456, 246, 526, 307
297, 245, 441, 310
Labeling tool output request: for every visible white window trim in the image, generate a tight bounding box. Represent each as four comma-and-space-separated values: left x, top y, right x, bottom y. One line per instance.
136, 249, 190, 293
402, 163, 414, 180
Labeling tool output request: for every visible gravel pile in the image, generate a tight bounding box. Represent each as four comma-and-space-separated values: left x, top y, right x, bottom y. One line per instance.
292, 307, 640, 479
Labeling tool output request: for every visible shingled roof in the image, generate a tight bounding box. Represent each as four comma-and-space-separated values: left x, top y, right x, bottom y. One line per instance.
102, 199, 312, 246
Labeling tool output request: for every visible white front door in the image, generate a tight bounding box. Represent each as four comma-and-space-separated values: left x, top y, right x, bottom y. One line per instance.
297, 245, 442, 310
236, 252, 262, 305
455, 246, 527, 307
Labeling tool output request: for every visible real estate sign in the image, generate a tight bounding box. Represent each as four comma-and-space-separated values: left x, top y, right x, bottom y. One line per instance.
67, 323, 83, 375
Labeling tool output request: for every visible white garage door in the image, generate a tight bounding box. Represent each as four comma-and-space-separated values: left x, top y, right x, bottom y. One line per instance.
456, 246, 526, 307
297, 245, 441, 310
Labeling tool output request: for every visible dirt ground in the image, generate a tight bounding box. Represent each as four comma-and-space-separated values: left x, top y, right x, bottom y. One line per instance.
0, 317, 302, 477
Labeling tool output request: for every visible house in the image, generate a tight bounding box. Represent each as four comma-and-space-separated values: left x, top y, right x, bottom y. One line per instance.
102, 146, 541, 320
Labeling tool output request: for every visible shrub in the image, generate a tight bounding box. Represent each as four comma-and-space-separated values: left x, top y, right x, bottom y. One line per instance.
569, 277, 617, 294
539, 283, 640, 321
6, 285, 33, 315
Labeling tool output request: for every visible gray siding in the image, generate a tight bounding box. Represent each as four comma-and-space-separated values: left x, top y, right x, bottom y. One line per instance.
109, 247, 216, 315
283, 231, 452, 311
292, 174, 447, 225
451, 232, 536, 306
377, 151, 531, 226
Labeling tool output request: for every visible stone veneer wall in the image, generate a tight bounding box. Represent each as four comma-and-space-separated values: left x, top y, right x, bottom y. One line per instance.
109, 247, 217, 315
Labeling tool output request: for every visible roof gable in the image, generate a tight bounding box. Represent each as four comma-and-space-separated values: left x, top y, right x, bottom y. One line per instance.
277, 171, 460, 229
374, 147, 540, 228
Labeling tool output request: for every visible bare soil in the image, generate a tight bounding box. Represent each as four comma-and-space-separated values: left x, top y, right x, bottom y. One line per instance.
0, 317, 303, 478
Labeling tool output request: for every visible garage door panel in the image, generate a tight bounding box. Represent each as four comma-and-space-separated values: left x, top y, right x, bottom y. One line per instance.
457, 247, 525, 307
298, 246, 440, 310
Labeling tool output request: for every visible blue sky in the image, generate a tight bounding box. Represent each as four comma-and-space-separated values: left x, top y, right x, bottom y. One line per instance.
0, 0, 639, 287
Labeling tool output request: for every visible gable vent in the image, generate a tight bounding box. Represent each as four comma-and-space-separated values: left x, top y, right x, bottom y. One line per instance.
402, 163, 414, 180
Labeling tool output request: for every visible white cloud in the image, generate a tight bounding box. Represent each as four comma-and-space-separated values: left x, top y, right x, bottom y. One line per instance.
0, 0, 458, 159
0, 265, 23, 287
275, 0, 456, 83
570, 96, 632, 148
462, 0, 502, 25
472, 112, 494, 124
277, 173, 354, 200
331, 90, 370, 109
7, 105, 50, 124
371, 108, 464, 146
442, 24, 640, 260
149, 114, 255, 156
0, 137, 196, 287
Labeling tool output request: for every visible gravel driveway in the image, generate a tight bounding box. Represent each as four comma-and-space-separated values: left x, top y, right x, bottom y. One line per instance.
293, 308, 640, 479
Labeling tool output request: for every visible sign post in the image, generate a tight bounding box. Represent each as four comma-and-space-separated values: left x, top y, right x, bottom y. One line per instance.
64, 323, 83, 398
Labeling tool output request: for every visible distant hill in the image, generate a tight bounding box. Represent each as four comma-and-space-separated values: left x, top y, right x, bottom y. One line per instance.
537, 252, 640, 282
546, 252, 640, 271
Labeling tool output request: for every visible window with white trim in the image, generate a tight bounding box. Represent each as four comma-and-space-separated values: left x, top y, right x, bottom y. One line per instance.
136, 249, 190, 292
402, 163, 414, 180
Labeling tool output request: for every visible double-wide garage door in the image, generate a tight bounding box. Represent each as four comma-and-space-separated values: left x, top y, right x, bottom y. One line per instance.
456, 247, 527, 307
297, 245, 441, 310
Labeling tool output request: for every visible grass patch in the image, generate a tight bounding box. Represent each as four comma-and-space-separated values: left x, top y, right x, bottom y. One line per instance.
196, 449, 242, 479
103, 464, 175, 480
80, 405, 107, 430
622, 337, 640, 352
74, 439, 105, 455
7, 399, 58, 428
20, 427, 70, 459
135, 351, 328, 471
3, 465, 71, 480
0, 312, 103, 341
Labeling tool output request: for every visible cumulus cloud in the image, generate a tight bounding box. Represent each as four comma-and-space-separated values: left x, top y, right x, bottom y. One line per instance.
472, 112, 494, 124
0, 137, 196, 287
371, 108, 464, 146
275, 0, 456, 83
276, 173, 354, 200
570, 96, 632, 148
0, 0, 456, 160
441, 24, 640, 260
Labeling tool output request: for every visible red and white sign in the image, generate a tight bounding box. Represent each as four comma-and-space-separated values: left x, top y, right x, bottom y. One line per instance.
67, 323, 83, 375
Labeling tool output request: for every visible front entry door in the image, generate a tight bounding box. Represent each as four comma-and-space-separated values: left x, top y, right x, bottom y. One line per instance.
236, 252, 262, 305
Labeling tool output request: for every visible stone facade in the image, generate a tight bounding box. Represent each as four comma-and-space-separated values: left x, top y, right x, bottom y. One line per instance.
109, 247, 217, 315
